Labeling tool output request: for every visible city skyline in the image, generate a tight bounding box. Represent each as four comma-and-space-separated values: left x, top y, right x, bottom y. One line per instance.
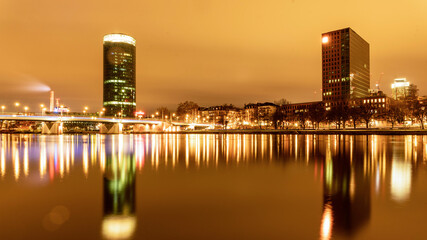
1, 0, 427, 113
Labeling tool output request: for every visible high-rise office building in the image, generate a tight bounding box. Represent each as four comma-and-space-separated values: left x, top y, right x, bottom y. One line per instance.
391, 78, 418, 100
103, 33, 136, 117
321, 28, 370, 103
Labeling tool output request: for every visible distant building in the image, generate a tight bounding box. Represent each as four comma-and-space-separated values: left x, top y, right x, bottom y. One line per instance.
198, 105, 241, 128
352, 94, 391, 114
281, 101, 323, 116
103, 33, 136, 117
391, 78, 418, 100
243, 102, 277, 128
322, 28, 370, 104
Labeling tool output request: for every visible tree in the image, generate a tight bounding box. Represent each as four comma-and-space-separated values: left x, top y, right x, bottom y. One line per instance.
384, 101, 405, 129
176, 101, 199, 120
272, 106, 285, 129
359, 104, 375, 128
326, 104, 350, 129
274, 98, 291, 107
308, 103, 326, 129
348, 106, 362, 129
155, 106, 170, 119
326, 107, 341, 129
410, 100, 427, 129
296, 110, 309, 129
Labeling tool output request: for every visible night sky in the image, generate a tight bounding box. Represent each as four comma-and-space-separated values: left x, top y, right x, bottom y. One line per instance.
1, 0, 426, 113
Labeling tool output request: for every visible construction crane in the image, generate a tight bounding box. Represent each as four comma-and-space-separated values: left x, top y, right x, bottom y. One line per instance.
376, 72, 384, 90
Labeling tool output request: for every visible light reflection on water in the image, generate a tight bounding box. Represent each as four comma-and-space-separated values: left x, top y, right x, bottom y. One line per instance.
0, 134, 427, 239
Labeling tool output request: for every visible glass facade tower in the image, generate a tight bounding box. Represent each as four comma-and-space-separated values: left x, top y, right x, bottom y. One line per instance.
321, 28, 370, 103
103, 33, 136, 117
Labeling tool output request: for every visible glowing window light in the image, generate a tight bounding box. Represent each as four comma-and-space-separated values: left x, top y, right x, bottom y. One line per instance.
391, 82, 410, 88
104, 34, 136, 46
104, 101, 136, 106
322, 36, 329, 44
104, 79, 126, 84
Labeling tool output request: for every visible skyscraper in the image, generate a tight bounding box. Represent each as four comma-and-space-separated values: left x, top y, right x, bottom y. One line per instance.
391, 78, 418, 100
103, 33, 136, 117
321, 28, 370, 103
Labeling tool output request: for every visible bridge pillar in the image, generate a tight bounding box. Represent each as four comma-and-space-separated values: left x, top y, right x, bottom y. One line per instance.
1, 120, 9, 130
42, 122, 63, 134
99, 123, 123, 134
161, 122, 173, 131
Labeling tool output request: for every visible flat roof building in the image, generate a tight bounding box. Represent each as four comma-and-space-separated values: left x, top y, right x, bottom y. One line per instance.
391, 78, 418, 100
322, 28, 370, 103
103, 33, 136, 117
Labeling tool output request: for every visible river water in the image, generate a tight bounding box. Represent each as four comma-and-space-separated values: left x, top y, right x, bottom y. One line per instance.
0, 134, 426, 240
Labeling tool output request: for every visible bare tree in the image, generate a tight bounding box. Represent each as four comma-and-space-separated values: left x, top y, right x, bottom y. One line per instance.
274, 98, 291, 106
359, 105, 375, 128
410, 100, 426, 129
349, 106, 362, 129
384, 101, 405, 129
176, 101, 199, 120
155, 106, 170, 119
308, 103, 326, 129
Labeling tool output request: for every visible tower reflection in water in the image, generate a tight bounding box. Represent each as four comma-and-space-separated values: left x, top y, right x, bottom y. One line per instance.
102, 135, 137, 240
320, 136, 371, 240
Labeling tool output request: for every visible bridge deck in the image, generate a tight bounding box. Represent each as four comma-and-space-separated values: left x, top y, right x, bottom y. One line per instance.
0, 114, 210, 127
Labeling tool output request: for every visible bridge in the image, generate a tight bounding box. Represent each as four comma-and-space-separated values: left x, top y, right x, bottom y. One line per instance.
0, 114, 211, 134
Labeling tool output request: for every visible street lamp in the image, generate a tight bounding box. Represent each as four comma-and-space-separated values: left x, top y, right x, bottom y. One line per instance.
40, 104, 45, 115
15, 102, 20, 113
1, 105, 5, 114
24, 106, 28, 115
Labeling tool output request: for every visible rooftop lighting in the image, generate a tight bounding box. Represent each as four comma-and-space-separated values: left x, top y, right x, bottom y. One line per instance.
104, 34, 136, 46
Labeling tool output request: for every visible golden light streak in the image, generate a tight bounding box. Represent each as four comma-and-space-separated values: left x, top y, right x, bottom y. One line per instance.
83, 137, 89, 178
39, 136, 47, 178
165, 134, 169, 167
320, 203, 333, 240
91, 135, 97, 165
14, 147, 20, 181
24, 141, 29, 177
59, 135, 64, 178
155, 135, 159, 170
185, 135, 189, 168
391, 159, 412, 202
66, 140, 70, 174
151, 134, 155, 168
172, 134, 176, 167
1, 137, 5, 178
70, 135, 75, 167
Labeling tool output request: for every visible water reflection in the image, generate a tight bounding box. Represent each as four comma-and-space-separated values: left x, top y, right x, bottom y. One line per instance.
102, 136, 136, 240
0, 134, 426, 239
321, 136, 371, 239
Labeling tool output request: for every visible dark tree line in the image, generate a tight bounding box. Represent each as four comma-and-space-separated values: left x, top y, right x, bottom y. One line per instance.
272, 100, 426, 130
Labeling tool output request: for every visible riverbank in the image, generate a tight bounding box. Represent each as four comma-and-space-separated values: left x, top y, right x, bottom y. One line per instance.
182, 129, 427, 135
1, 129, 427, 135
